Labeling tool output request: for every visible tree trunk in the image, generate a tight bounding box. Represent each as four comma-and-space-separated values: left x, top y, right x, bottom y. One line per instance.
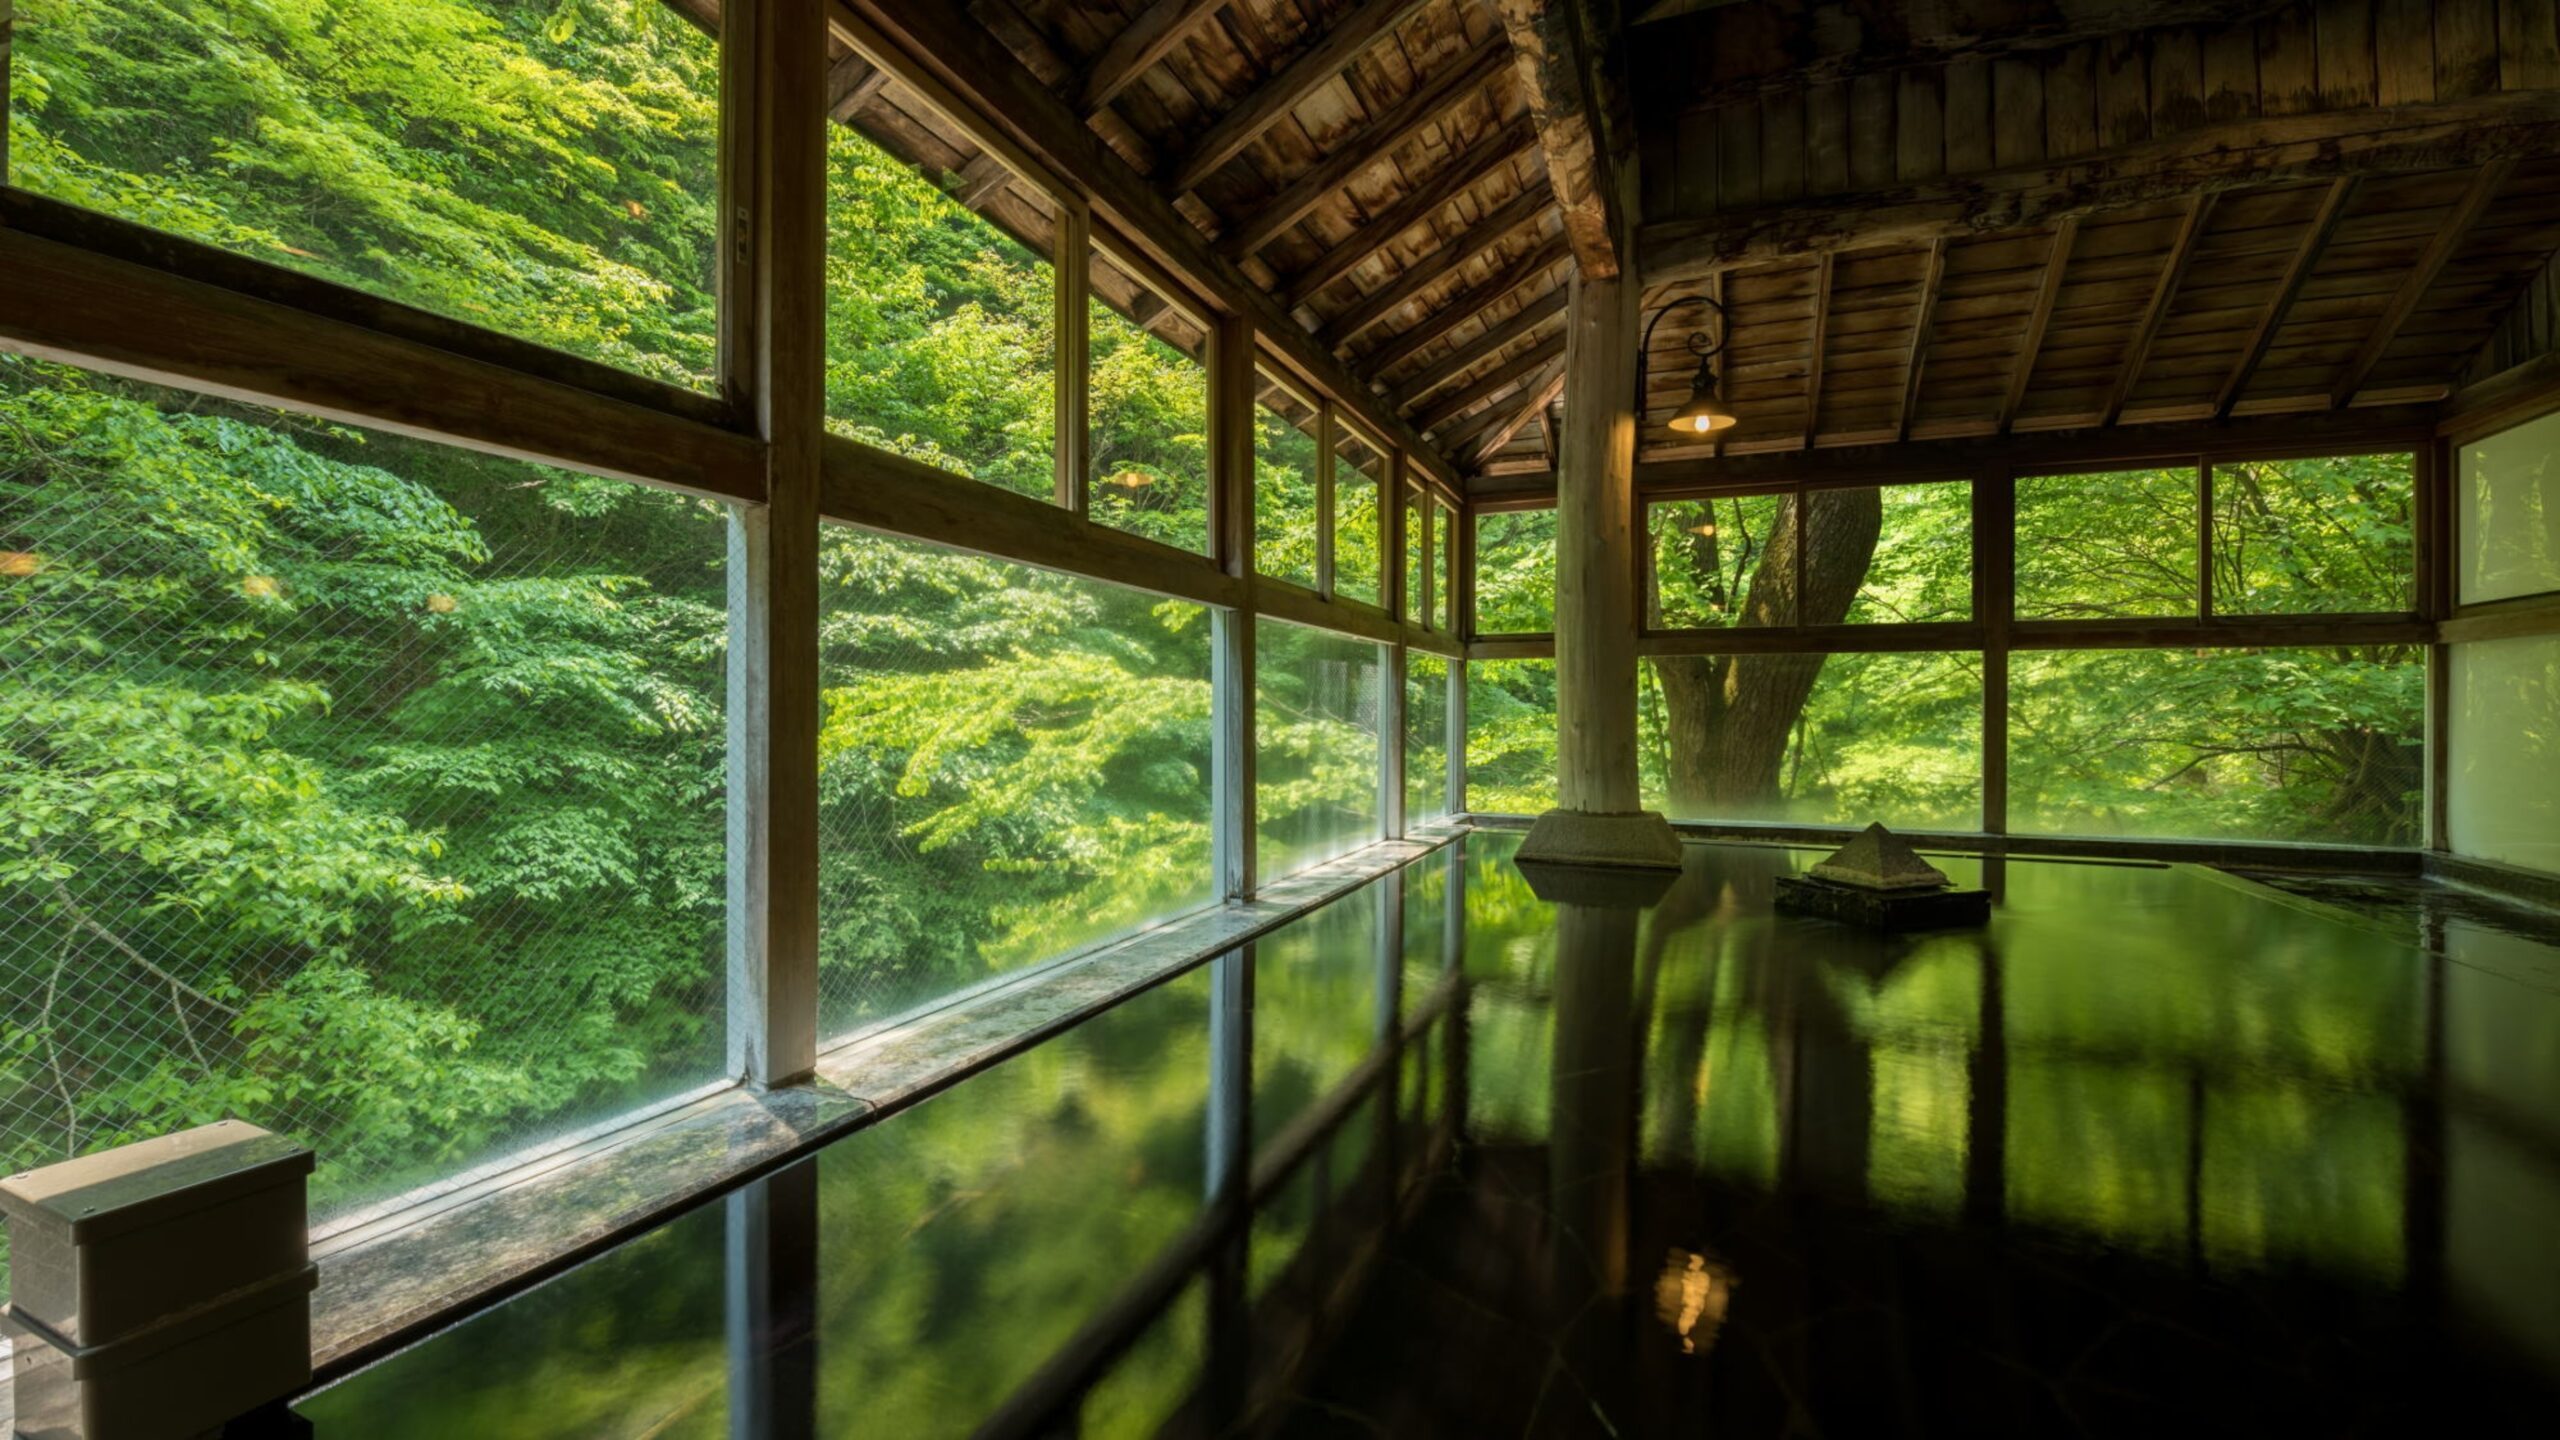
1655, 487, 1882, 813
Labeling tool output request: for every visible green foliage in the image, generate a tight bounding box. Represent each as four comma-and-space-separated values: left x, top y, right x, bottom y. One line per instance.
1473, 509, 1556, 634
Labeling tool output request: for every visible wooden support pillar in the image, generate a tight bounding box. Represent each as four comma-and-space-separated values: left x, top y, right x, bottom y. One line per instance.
725, 0, 825, 1088
1516, 273, 1680, 869
1211, 315, 1258, 899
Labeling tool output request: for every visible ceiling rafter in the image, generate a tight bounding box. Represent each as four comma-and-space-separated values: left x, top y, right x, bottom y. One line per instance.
1495, 0, 1634, 278
1358, 235, 1572, 379
1998, 219, 2078, 434
1223, 34, 1515, 261
1320, 188, 1554, 346
2099, 192, 2216, 428
1283, 117, 1539, 308
827, 51, 891, 121
1081, 0, 1228, 114
2214, 178, 2358, 421
1896, 239, 1946, 444
1466, 359, 1571, 463
1171, 0, 1436, 194
2331, 160, 2514, 408
1389, 288, 1570, 409
1416, 331, 1568, 432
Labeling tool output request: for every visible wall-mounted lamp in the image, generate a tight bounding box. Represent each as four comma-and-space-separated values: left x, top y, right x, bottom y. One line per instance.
1639, 294, 1737, 438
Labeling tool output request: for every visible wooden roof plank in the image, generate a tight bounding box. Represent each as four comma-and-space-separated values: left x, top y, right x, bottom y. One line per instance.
2331, 159, 2513, 406
1173, 0, 1435, 193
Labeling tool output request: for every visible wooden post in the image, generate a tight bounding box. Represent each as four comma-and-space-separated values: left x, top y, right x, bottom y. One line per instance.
1448, 655, 1469, 818
1316, 400, 1339, 597
725, 0, 824, 1089
1977, 470, 2016, 836
1056, 199, 1092, 512
1, 0, 17, 182
1516, 273, 1679, 870
1211, 315, 1258, 898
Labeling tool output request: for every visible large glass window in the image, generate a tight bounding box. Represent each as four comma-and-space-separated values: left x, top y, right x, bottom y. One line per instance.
1404, 489, 1428, 624
1407, 654, 1451, 825
1474, 508, 1557, 634
1333, 425, 1387, 606
1435, 503, 1457, 632
1648, 495, 1790, 627
814, 527, 1213, 1038
2008, 646, 2423, 843
1087, 248, 1211, 555
1641, 652, 1981, 829
0, 356, 729, 1263
1254, 375, 1323, 591
1256, 619, 1384, 878
1466, 658, 1557, 814
1844, 482, 1973, 623
824, 119, 1058, 499
2210, 454, 2414, 614
2015, 468, 2200, 619
2458, 412, 2560, 603
2447, 635, 2560, 874
7, 0, 722, 391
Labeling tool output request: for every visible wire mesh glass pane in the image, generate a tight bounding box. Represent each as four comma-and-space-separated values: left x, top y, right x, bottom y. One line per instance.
1474, 508, 1557, 634
1256, 618, 1383, 879
2015, 468, 2200, 619
1466, 658, 1556, 815
1088, 251, 1210, 555
2459, 410, 2560, 603
824, 118, 1057, 499
814, 526, 1214, 1038
2009, 646, 2424, 843
2446, 634, 2560, 873
1648, 495, 1791, 628
1406, 653, 1451, 825
0, 356, 730, 1277
1641, 652, 1981, 828
1254, 374, 1322, 591
8, 0, 722, 391
2210, 454, 2414, 614
1333, 427, 1386, 606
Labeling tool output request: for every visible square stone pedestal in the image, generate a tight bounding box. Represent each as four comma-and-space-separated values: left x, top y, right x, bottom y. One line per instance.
1514, 809, 1684, 872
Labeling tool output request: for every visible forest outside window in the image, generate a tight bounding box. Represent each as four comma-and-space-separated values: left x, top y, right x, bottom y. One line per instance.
823, 94, 1060, 501
1332, 424, 1388, 607
0, 354, 732, 1289
813, 525, 1214, 1041
1474, 508, 1557, 635
1407, 654, 1451, 824
1466, 659, 1557, 815
1640, 653, 1981, 830
1254, 372, 1323, 592
1435, 503, 1457, 632
2208, 454, 2414, 615
2007, 646, 2423, 844
1087, 245, 1212, 555
1647, 495, 1790, 628
2015, 467, 2200, 619
1257, 619, 1385, 881
1404, 487, 1429, 626
6, 0, 723, 392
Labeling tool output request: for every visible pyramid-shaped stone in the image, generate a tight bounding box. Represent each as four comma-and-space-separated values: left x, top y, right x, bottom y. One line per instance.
1809, 823, 1950, 892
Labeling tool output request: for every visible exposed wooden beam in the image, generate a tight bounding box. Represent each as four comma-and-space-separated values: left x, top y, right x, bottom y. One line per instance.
1541, 399, 1562, 470
826, 50, 890, 121
2331, 160, 2513, 408
1222, 33, 1513, 261
1283, 118, 1538, 308
1319, 188, 1553, 347
1802, 251, 1833, 449
1998, 220, 2076, 433
832, 0, 1464, 491
2099, 192, 2215, 427
1897, 238, 1946, 443
1470, 360, 1571, 464
1494, 0, 1634, 279
1641, 4, 2300, 107
1640, 89, 2560, 281
1081, 0, 1227, 114
951, 151, 1013, 209
1388, 287, 1569, 409
1416, 331, 1568, 432
0, 223, 763, 503
2215, 177, 2357, 420
1171, 0, 1434, 194
1357, 235, 1571, 379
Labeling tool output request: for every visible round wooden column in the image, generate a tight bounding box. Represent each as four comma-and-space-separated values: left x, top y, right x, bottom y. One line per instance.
1516, 271, 1681, 871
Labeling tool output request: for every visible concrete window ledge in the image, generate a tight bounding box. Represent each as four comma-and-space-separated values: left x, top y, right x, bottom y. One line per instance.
0, 830, 1463, 1427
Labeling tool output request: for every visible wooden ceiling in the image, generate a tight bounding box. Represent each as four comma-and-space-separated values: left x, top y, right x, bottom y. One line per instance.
930, 0, 2560, 486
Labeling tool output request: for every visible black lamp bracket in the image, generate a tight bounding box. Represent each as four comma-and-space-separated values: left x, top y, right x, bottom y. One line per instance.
1636, 294, 1729, 414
